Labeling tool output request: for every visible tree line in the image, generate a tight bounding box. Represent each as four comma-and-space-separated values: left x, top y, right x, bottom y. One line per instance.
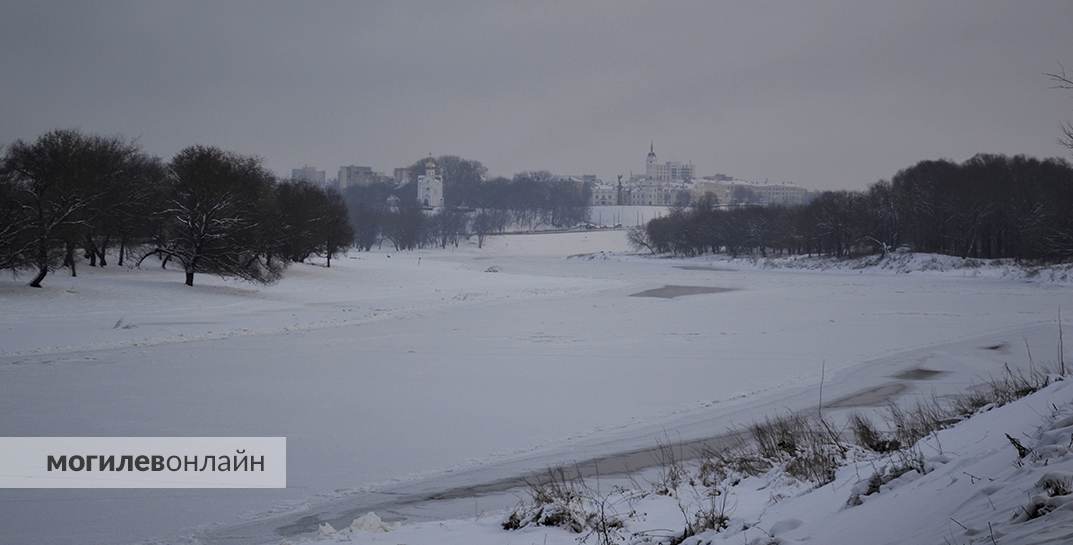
0, 129, 352, 287
343, 157, 590, 251
633, 154, 1073, 261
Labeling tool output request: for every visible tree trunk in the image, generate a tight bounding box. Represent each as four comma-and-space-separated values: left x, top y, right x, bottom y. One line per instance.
100, 236, 110, 266
185, 271, 194, 286
67, 243, 77, 277
118, 237, 126, 266
29, 266, 47, 288
30, 240, 48, 287
63, 242, 77, 277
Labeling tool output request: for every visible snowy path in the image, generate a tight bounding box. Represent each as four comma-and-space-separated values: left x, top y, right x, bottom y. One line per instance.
0, 232, 1069, 545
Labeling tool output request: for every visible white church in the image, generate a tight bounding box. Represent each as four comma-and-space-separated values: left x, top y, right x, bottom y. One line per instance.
416, 156, 444, 211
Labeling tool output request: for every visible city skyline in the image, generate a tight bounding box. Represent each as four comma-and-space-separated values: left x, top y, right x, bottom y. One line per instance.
1, 2, 1071, 190
288, 141, 789, 187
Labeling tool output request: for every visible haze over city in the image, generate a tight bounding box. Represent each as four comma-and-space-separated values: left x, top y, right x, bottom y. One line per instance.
2, 1, 1071, 189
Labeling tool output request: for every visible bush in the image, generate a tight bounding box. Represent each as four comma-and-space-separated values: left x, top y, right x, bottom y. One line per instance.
502, 467, 624, 541
849, 413, 901, 453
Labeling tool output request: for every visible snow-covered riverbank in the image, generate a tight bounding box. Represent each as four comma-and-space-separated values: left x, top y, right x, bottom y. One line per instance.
295, 375, 1073, 545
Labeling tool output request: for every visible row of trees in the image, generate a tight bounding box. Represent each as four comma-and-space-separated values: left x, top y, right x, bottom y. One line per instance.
342, 158, 590, 251
634, 154, 1073, 261
0, 130, 352, 287
346, 203, 511, 252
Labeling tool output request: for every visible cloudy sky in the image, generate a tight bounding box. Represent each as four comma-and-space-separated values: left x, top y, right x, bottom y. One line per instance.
1, 1, 1071, 189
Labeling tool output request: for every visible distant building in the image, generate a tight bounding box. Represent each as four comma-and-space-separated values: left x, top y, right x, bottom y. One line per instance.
645, 143, 694, 183
622, 180, 691, 206
730, 182, 813, 206
338, 165, 384, 189
692, 179, 812, 207
585, 143, 812, 208
690, 180, 733, 204
591, 183, 617, 205
393, 167, 411, 186
291, 165, 326, 185
416, 157, 444, 211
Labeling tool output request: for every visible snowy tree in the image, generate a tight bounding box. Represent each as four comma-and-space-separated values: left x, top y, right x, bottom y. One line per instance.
145, 146, 282, 286
0, 130, 145, 286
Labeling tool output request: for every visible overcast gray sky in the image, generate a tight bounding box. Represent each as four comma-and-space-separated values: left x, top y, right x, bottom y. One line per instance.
1, 1, 1071, 189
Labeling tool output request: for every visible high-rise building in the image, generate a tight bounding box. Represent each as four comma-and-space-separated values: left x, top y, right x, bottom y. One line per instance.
338, 165, 379, 189
291, 165, 326, 185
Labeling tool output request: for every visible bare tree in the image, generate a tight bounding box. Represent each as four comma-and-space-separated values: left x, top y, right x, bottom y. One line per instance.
472, 209, 509, 249
0, 175, 34, 273
1047, 65, 1073, 152
321, 189, 353, 267
0, 130, 141, 287
143, 146, 282, 286
627, 225, 655, 254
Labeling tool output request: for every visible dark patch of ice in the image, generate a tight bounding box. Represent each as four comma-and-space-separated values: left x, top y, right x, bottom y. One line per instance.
892, 368, 946, 380
630, 285, 735, 299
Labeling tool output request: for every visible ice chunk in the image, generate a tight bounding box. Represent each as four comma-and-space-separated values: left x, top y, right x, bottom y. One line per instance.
350, 511, 400, 533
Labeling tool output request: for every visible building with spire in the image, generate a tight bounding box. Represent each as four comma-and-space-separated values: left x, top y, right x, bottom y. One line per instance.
644, 142, 694, 183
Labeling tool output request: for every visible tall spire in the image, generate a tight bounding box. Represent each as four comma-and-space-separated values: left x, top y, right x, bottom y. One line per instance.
650, 141, 654, 154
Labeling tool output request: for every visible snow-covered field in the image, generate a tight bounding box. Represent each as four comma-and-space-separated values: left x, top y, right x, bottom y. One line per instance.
0, 231, 1070, 545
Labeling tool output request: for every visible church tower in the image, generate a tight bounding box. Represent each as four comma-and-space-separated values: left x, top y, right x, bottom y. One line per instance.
645, 141, 657, 179
417, 156, 444, 211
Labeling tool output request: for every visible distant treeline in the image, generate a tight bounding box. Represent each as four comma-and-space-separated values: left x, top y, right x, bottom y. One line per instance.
634, 154, 1073, 261
0, 129, 352, 287
343, 156, 591, 251
0, 134, 593, 288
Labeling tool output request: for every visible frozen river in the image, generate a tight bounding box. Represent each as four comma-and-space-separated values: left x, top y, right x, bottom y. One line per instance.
0, 231, 1068, 545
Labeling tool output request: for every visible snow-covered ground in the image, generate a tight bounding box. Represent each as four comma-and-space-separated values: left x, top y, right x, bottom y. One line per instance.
295, 376, 1073, 545
0, 231, 1070, 545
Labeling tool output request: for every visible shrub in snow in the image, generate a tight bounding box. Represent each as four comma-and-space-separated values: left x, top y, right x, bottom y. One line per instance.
845, 448, 929, 507
848, 413, 900, 453
882, 397, 953, 447
984, 364, 1051, 406
1012, 441, 1073, 522
651, 441, 687, 496
1036, 472, 1072, 497
697, 439, 772, 486
748, 414, 846, 485
502, 467, 624, 540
